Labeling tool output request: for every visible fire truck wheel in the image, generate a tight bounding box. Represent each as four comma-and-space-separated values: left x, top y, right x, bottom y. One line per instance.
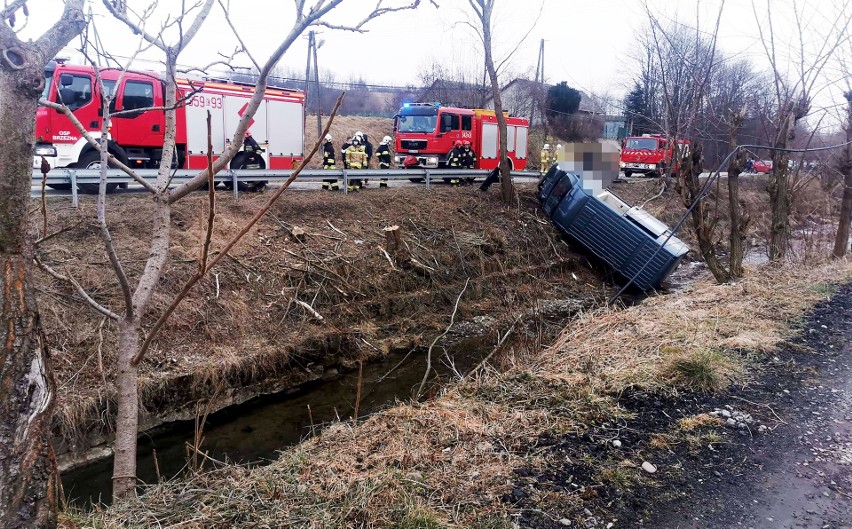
75, 151, 119, 194
623, 171, 633, 178
225, 152, 267, 192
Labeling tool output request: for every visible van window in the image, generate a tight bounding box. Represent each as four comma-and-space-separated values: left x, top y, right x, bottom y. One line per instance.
55, 74, 92, 110
123, 80, 154, 111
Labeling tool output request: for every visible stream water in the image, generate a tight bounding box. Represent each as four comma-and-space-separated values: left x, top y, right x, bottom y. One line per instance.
61, 335, 494, 507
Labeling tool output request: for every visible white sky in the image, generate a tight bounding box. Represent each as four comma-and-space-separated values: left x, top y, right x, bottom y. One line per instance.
17, 0, 852, 123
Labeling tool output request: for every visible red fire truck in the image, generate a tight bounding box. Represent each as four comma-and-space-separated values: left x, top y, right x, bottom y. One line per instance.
619, 134, 690, 178
394, 103, 529, 171
35, 60, 305, 191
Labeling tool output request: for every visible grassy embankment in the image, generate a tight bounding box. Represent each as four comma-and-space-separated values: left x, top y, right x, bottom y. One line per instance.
67, 253, 852, 528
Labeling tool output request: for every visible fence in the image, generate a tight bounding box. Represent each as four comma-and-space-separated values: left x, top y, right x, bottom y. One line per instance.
32, 168, 540, 207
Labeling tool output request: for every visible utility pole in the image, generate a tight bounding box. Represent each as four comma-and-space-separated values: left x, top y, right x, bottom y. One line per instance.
304, 31, 313, 137
530, 38, 544, 127
311, 34, 322, 140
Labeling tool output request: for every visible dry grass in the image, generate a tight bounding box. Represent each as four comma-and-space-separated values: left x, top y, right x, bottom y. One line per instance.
70, 258, 852, 528
39, 185, 604, 457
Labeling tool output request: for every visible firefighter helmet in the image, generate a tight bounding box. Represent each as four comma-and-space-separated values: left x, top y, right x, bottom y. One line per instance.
381, 135, 392, 145
543, 143, 550, 149
324, 134, 333, 143
463, 140, 471, 147
557, 144, 563, 150
454, 140, 463, 148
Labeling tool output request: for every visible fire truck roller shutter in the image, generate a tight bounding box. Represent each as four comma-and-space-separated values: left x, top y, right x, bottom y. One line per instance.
266, 99, 304, 166
515, 127, 528, 159
224, 96, 269, 168
185, 95, 226, 163
506, 125, 516, 152
481, 123, 498, 160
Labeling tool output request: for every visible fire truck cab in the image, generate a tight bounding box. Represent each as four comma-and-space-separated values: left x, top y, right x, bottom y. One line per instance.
35, 60, 305, 191
393, 102, 529, 171
619, 134, 690, 178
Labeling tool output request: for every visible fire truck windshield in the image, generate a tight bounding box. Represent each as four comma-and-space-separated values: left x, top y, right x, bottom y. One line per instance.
42, 74, 52, 100
398, 114, 437, 133
625, 138, 660, 150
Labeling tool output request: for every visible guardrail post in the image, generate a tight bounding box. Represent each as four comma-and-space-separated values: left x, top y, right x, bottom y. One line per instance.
343, 170, 348, 195
231, 170, 238, 200
69, 170, 78, 208
425, 170, 431, 190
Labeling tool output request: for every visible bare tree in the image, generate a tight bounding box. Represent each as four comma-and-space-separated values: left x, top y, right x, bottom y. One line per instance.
0, 2, 87, 527
466, 0, 527, 205
751, 0, 852, 261
834, 91, 852, 257
36, 0, 433, 501
644, 3, 733, 283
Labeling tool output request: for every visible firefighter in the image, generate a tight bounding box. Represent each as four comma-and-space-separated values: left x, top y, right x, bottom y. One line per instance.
344, 138, 367, 191
340, 136, 352, 169
540, 143, 553, 175
376, 135, 393, 188
556, 143, 563, 160
447, 140, 465, 186
462, 140, 476, 168
355, 131, 374, 166
321, 134, 339, 191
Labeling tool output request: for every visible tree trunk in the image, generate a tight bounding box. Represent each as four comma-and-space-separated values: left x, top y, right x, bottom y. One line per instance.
111, 318, 140, 499
680, 144, 732, 283
480, 2, 514, 205
727, 113, 747, 278
0, 63, 59, 529
833, 95, 852, 259
110, 52, 177, 500
834, 159, 852, 259
768, 110, 794, 262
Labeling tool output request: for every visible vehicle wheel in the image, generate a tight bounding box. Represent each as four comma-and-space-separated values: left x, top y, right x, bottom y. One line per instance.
230, 152, 267, 192
623, 171, 633, 178
47, 183, 72, 191
408, 177, 425, 183
75, 151, 119, 194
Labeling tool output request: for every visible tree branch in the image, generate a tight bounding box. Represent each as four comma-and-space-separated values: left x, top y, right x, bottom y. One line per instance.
34, 256, 121, 321
132, 92, 345, 365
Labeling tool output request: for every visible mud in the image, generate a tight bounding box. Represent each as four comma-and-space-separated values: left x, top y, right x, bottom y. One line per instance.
509, 283, 852, 528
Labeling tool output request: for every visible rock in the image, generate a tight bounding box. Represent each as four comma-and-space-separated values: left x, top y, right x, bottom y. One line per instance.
642, 461, 657, 473
758, 425, 768, 433
559, 519, 572, 527
511, 488, 525, 501
405, 471, 425, 483
721, 410, 732, 418
726, 418, 737, 427
612, 440, 622, 448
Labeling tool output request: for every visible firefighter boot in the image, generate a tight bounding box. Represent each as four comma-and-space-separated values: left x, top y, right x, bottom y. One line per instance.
322, 181, 330, 191
379, 178, 388, 188
331, 181, 340, 191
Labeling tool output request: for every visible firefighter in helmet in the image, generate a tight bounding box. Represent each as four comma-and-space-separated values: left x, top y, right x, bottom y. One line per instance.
344, 137, 368, 191
376, 135, 393, 188
462, 140, 476, 169
321, 134, 339, 191
447, 139, 465, 186
355, 131, 374, 166
540, 143, 553, 176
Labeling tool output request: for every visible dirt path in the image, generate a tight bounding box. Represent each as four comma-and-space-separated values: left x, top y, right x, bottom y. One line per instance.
649, 283, 852, 529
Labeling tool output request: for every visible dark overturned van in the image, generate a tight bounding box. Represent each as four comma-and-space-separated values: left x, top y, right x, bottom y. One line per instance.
538, 165, 689, 291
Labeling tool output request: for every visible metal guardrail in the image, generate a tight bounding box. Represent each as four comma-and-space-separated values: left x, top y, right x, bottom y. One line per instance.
32, 167, 541, 207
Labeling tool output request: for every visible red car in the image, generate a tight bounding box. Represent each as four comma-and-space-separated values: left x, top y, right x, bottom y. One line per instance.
753, 160, 773, 173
